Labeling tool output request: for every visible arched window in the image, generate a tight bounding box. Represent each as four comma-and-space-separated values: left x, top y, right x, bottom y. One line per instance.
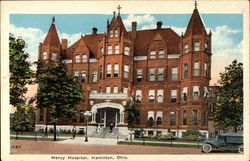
156, 117, 162, 125
193, 86, 200, 100
182, 87, 188, 101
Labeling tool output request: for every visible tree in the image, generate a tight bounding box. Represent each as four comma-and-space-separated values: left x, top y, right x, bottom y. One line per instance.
124, 101, 140, 128
214, 60, 243, 132
36, 61, 83, 141
146, 117, 154, 128
9, 34, 33, 106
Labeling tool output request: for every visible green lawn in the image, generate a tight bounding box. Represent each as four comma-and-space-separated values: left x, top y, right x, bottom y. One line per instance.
10, 136, 67, 141
134, 137, 203, 143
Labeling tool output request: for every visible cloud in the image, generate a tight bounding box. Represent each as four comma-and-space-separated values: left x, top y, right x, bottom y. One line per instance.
123, 14, 156, 29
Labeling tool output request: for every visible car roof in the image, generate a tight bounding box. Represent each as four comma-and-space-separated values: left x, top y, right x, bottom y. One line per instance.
219, 132, 243, 137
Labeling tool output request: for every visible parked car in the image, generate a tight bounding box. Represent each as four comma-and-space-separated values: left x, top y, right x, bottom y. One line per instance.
201, 132, 243, 153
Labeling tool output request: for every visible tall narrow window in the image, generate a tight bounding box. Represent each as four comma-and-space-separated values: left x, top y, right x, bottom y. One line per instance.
110, 29, 114, 38
74, 71, 79, 80
52, 53, 57, 61
100, 47, 104, 56
202, 111, 207, 126
124, 46, 130, 56
205, 42, 208, 51
136, 69, 143, 82
171, 90, 177, 103
92, 71, 98, 82
184, 64, 188, 78
80, 110, 85, 123
114, 64, 119, 77
150, 50, 156, 59
170, 112, 176, 126
82, 55, 87, 63
106, 86, 111, 93
194, 41, 200, 51
156, 117, 162, 125
204, 87, 209, 99
204, 63, 208, 77
108, 45, 112, 55
81, 71, 87, 82
149, 90, 155, 102
42, 51, 47, 60
182, 87, 188, 101
158, 68, 164, 81
113, 86, 118, 93
135, 90, 142, 103
157, 90, 164, 102
99, 65, 103, 79
75, 55, 80, 63
115, 45, 119, 54
192, 110, 198, 126
107, 64, 112, 77
172, 67, 178, 81
182, 110, 187, 125
184, 44, 189, 53
159, 50, 165, 58
114, 29, 118, 37
39, 108, 44, 121
123, 65, 129, 78
149, 68, 155, 81
193, 62, 200, 76
193, 86, 200, 100
123, 87, 128, 94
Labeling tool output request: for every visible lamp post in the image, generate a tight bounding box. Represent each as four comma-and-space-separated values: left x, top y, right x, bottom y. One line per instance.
84, 111, 91, 142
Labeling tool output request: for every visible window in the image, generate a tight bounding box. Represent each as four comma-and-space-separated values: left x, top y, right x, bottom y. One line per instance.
184, 44, 189, 53
123, 87, 128, 94
193, 86, 200, 100
75, 55, 80, 63
192, 110, 198, 126
202, 111, 207, 126
110, 29, 114, 38
114, 29, 118, 37
205, 42, 208, 51
42, 51, 47, 60
204, 63, 208, 77
149, 68, 155, 81
39, 108, 44, 121
80, 110, 85, 123
193, 62, 200, 76
194, 41, 200, 51
113, 86, 118, 93
159, 50, 165, 58
172, 67, 178, 81
114, 64, 119, 77
106, 86, 111, 93
156, 112, 163, 125
171, 90, 177, 103
108, 45, 112, 55
82, 55, 87, 63
204, 87, 209, 99
135, 90, 142, 103
148, 111, 154, 120
184, 64, 188, 78
107, 64, 112, 77
182, 87, 188, 101
149, 90, 155, 102
115, 45, 119, 54
157, 90, 164, 103
124, 65, 129, 78
170, 112, 176, 126
124, 46, 130, 56
92, 71, 98, 82
182, 110, 187, 125
52, 53, 57, 61
81, 71, 87, 82
158, 68, 164, 81
100, 47, 104, 56
74, 71, 79, 80
136, 69, 143, 82
99, 65, 103, 79
150, 50, 156, 59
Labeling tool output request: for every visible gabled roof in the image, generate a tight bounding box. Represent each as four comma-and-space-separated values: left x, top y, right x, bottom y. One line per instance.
43, 24, 61, 46
184, 8, 207, 37
109, 16, 127, 32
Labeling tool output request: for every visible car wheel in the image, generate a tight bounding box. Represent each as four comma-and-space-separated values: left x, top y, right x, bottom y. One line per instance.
238, 145, 243, 153
202, 144, 212, 153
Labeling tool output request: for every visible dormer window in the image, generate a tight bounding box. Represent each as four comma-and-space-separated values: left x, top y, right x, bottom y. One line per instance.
75, 54, 80, 63
194, 41, 200, 51
42, 51, 47, 60
114, 29, 118, 37
124, 46, 130, 56
52, 53, 57, 61
150, 50, 156, 59
110, 29, 114, 38
184, 44, 189, 53
159, 50, 165, 58
82, 55, 87, 63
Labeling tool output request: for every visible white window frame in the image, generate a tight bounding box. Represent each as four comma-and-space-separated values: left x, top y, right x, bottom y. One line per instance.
114, 64, 119, 77
184, 44, 189, 53
81, 71, 87, 82
148, 111, 154, 120
114, 29, 118, 37
157, 90, 164, 103
193, 61, 200, 76
52, 53, 57, 61
123, 65, 129, 78
193, 86, 200, 100
75, 54, 80, 63
110, 29, 114, 38
158, 68, 164, 81
204, 87, 209, 98
108, 45, 112, 55
100, 47, 104, 56
106, 86, 111, 93
150, 50, 156, 59
74, 71, 79, 80
123, 87, 128, 94
182, 87, 188, 101
194, 41, 200, 51
42, 51, 47, 60
171, 90, 177, 103
107, 64, 112, 77
149, 90, 155, 102
135, 90, 142, 103
170, 111, 176, 126
204, 63, 208, 77
159, 50, 165, 58
149, 68, 155, 81
136, 69, 143, 82
113, 86, 118, 94
115, 45, 119, 54
172, 67, 178, 81
124, 46, 130, 56
92, 71, 98, 82
82, 55, 87, 63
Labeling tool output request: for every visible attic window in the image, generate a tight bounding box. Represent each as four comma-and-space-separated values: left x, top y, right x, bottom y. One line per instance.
114, 29, 118, 37
110, 29, 114, 38
159, 50, 165, 58
150, 50, 156, 59
52, 53, 57, 61
184, 44, 189, 53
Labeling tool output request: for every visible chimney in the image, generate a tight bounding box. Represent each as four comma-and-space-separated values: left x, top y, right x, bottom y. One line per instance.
62, 39, 68, 50
157, 21, 162, 29
92, 27, 98, 35
132, 21, 137, 31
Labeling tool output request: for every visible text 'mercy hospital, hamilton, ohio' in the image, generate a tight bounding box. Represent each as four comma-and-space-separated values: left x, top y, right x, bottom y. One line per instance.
36, 3, 213, 138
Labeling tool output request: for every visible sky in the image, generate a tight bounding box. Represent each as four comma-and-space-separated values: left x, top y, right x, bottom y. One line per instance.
9, 13, 243, 85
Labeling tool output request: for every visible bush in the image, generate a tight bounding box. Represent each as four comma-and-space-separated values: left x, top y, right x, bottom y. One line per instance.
159, 133, 175, 140
182, 130, 204, 140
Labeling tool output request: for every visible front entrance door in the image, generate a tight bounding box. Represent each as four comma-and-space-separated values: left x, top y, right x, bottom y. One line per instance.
96, 107, 119, 127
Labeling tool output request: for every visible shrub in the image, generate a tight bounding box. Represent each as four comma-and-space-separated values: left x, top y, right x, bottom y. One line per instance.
159, 133, 175, 140
182, 130, 204, 140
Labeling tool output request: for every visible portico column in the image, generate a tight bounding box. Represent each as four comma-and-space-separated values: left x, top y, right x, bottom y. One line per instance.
115, 112, 117, 127
120, 112, 124, 124
91, 112, 96, 123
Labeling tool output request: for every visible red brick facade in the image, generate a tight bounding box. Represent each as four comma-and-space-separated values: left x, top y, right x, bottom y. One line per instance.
37, 7, 212, 137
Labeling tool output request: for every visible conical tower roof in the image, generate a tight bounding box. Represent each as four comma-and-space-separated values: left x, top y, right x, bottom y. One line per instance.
184, 8, 207, 37
43, 23, 61, 46
109, 15, 127, 32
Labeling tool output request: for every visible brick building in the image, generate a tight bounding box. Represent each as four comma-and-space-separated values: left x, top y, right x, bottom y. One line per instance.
37, 4, 212, 138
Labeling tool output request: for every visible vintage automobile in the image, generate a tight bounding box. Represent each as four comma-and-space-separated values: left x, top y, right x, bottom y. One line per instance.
202, 132, 243, 153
